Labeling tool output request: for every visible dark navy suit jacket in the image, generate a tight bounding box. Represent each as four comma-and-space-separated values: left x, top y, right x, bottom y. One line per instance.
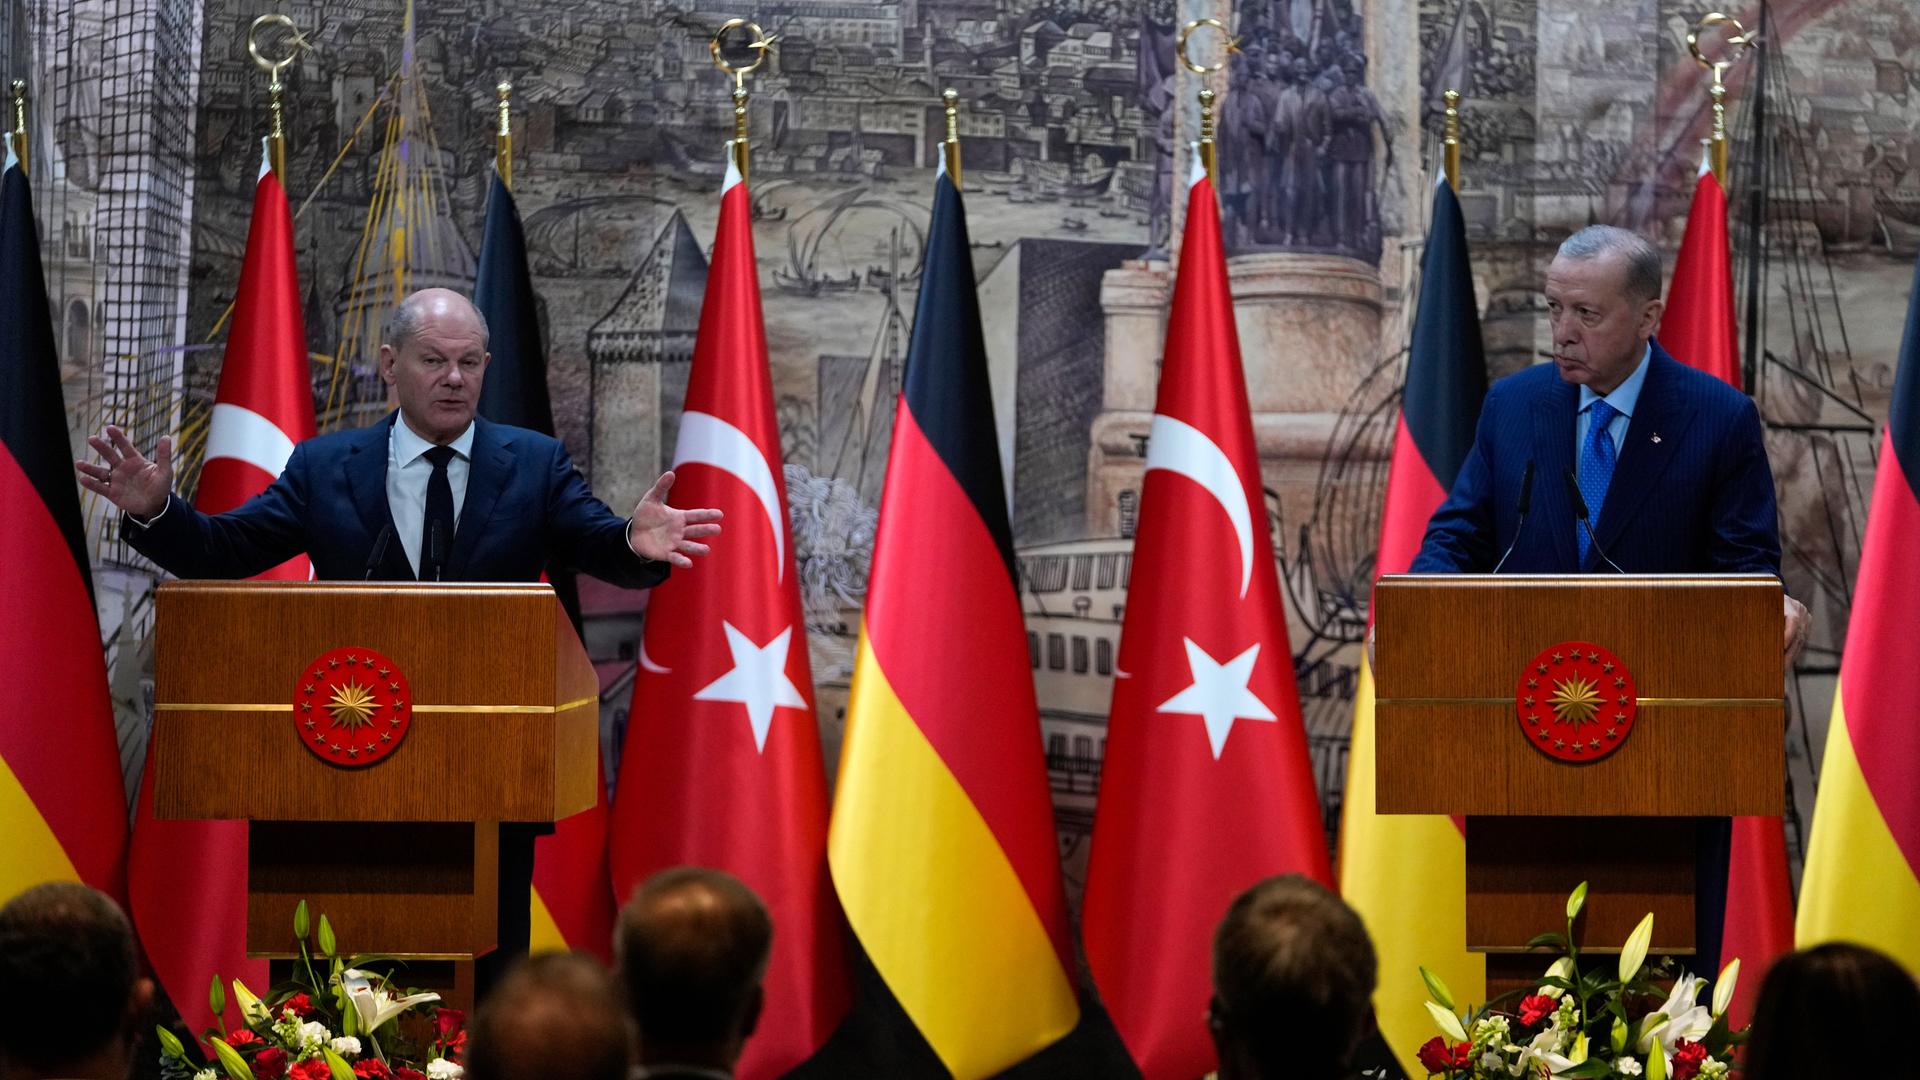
1410, 342, 1781, 575
124, 413, 669, 589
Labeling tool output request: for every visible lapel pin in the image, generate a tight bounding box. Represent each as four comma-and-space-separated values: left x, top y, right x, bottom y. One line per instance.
1651, 433, 1662, 443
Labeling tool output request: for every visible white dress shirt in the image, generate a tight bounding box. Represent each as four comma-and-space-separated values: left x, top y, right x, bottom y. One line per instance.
389, 416, 475, 578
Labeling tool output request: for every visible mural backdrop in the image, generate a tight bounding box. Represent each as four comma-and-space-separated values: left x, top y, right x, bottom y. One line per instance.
10, 0, 1918, 994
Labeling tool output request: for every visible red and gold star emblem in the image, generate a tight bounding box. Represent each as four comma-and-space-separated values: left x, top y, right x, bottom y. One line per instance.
1515, 640, 1635, 763
295, 646, 412, 767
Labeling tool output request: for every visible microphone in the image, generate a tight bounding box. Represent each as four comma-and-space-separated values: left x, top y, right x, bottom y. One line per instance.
428, 521, 448, 582
1563, 469, 1625, 574
364, 523, 395, 581
1490, 460, 1535, 574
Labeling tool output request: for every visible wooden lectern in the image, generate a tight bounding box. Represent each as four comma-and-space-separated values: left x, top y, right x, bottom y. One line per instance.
1373, 574, 1783, 986
150, 581, 598, 1008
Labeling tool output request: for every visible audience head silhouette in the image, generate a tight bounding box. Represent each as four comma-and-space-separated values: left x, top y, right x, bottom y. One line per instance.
1742, 942, 1920, 1080
615, 868, 771, 1077
0, 883, 153, 1080
467, 952, 632, 1080
1210, 874, 1377, 1080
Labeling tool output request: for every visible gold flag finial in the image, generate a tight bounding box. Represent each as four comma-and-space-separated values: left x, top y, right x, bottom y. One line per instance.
1687, 13, 1753, 186
1177, 18, 1238, 190
942, 88, 962, 189
8, 79, 25, 171
1443, 88, 1463, 190
495, 79, 513, 189
710, 18, 775, 184
247, 13, 308, 179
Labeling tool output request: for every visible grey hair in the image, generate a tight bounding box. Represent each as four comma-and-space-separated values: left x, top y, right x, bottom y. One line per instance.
384, 289, 491, 351
1555, 225, 1663, 304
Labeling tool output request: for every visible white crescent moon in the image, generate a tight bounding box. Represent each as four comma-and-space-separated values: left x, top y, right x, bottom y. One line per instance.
205, 402, 297, 479
1144, 413, 1255, 599
671, 410, 785, 582
638, 639, 671, 674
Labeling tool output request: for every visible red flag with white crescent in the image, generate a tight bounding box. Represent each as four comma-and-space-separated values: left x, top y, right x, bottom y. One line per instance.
606, 155, 849, 1078
1082, 160, 1331, 1079
129, 142, 309, 1034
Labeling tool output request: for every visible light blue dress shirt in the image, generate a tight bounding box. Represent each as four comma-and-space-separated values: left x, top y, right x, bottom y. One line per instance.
1574, 344, 1653, 459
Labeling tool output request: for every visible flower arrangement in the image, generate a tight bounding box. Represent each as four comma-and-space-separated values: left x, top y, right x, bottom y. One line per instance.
155, 902, 466, 1080
1416, 883, 1745, 1080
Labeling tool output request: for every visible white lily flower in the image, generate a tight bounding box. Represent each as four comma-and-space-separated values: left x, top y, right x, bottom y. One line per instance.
1636, 973, 1714, 1055
336, 969, 441, 1034
1539, 957, 1575, 1000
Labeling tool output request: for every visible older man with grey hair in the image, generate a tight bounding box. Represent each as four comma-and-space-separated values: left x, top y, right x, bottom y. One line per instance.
76, 288, 726, 994
1407, 222, 1807, 978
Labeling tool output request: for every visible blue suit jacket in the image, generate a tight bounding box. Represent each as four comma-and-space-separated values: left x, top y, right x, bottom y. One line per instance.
1410, 342, 1781, 575
125, 413, 669, 589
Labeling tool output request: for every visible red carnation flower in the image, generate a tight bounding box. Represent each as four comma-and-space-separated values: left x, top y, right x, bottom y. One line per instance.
1671, 1039, 1709, 1080
1518, 994, 1558, 1027
225, 1029, 262, 1048
283, 993, 316, 1018
1416, 1036, 1473, 1074
253, 1047, 289, 1080
434, 1009, 465, 1038
290, 1059, 333, 1080
393, 1068, 428, 1080
352, 1059, 392, 1080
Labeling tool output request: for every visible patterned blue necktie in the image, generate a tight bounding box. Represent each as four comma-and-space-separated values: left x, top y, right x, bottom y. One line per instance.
1577, 399, 1618, 563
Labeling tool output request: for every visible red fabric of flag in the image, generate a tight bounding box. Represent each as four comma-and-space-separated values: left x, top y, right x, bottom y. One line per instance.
605, 159, 849, 1078
1082, 167, 1331, 1079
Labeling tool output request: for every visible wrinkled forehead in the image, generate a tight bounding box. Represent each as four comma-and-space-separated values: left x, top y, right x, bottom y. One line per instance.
1544, 251, 1631, 306
401, 309, 488, 357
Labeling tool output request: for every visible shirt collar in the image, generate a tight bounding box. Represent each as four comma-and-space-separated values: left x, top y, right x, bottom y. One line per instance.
392, 413, 476, 468
1578, 343, 1652, 419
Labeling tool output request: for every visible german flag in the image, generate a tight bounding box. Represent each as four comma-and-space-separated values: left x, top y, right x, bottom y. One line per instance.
0, 139, 128, 905
827, 159, 1079, 1078
1338, 176, 1486, 1074
1797, 250, 1920, 977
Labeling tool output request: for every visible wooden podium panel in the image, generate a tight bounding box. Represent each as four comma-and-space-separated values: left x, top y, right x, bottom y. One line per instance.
1374, 574, 1786, 957
148, 581, 598, 1001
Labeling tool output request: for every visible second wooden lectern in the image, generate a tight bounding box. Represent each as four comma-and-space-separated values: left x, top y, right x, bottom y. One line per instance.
150, 581, 598, 1007
1373, 574, 1783, 981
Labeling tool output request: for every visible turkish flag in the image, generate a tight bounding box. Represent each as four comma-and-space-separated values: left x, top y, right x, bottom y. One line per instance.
1661, 152, 1789, 1025
605, 156, 848, 1078
129, 142, 310, 1035
1082, 162, 1331, 1078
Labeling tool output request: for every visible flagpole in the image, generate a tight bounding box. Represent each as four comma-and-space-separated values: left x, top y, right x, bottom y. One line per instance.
8, 79, 25, 171
1176, 18, 1238, 189
495, 80, 513, 190
709, 18, 775, 185
941, 88, 963, 189
246, 13, 306, 180
1442, 88, 1462, 191
1688, 13, 1753, 187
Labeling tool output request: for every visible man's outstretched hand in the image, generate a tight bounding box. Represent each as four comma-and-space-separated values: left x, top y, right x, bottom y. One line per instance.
628, 470, 724, 569
75, 425, 173, 519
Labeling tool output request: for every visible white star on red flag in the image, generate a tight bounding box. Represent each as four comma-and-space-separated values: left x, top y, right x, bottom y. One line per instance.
1156, 639, 1276, 759
692, 621, 806, 752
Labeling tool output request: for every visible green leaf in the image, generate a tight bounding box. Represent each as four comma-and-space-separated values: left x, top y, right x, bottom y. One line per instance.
1420, 966, 1456, 1010
209, 975, 227, 1022
1552, 1061, 1612, 1078
1712, 957, 1741, 1017
210, 1039, 257, 1080
293, 900, 310, 941
1527, 932, 1570, 951
341, 996, 357, 1038
156, 1026, 188, 1061
1618, 911, 1655, 983
1425, 1000, 1469, 1044
1701, 1013, 1733, 1057
317, 914, 337, 957
1566, 881, 1589, 922
323, 1049, 355, 1080
1647, 1037, 1668, 1080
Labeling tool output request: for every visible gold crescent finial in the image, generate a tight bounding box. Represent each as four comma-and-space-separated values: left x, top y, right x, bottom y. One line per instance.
247, 14, 308, 180
709, 19, 776, 184
1176, 18, 1240, 76
1686, 13, 1751, 186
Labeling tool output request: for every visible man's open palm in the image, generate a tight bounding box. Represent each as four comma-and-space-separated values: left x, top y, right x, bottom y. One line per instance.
629, 470, 723, 569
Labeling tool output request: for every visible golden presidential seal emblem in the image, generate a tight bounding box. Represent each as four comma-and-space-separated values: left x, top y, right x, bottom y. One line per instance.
1515, 641, 1636, 763
296, 647, 412, 767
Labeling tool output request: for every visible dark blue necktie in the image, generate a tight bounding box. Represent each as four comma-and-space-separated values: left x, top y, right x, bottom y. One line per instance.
421, 445, 457, 581
1577, 400, 1618, 563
